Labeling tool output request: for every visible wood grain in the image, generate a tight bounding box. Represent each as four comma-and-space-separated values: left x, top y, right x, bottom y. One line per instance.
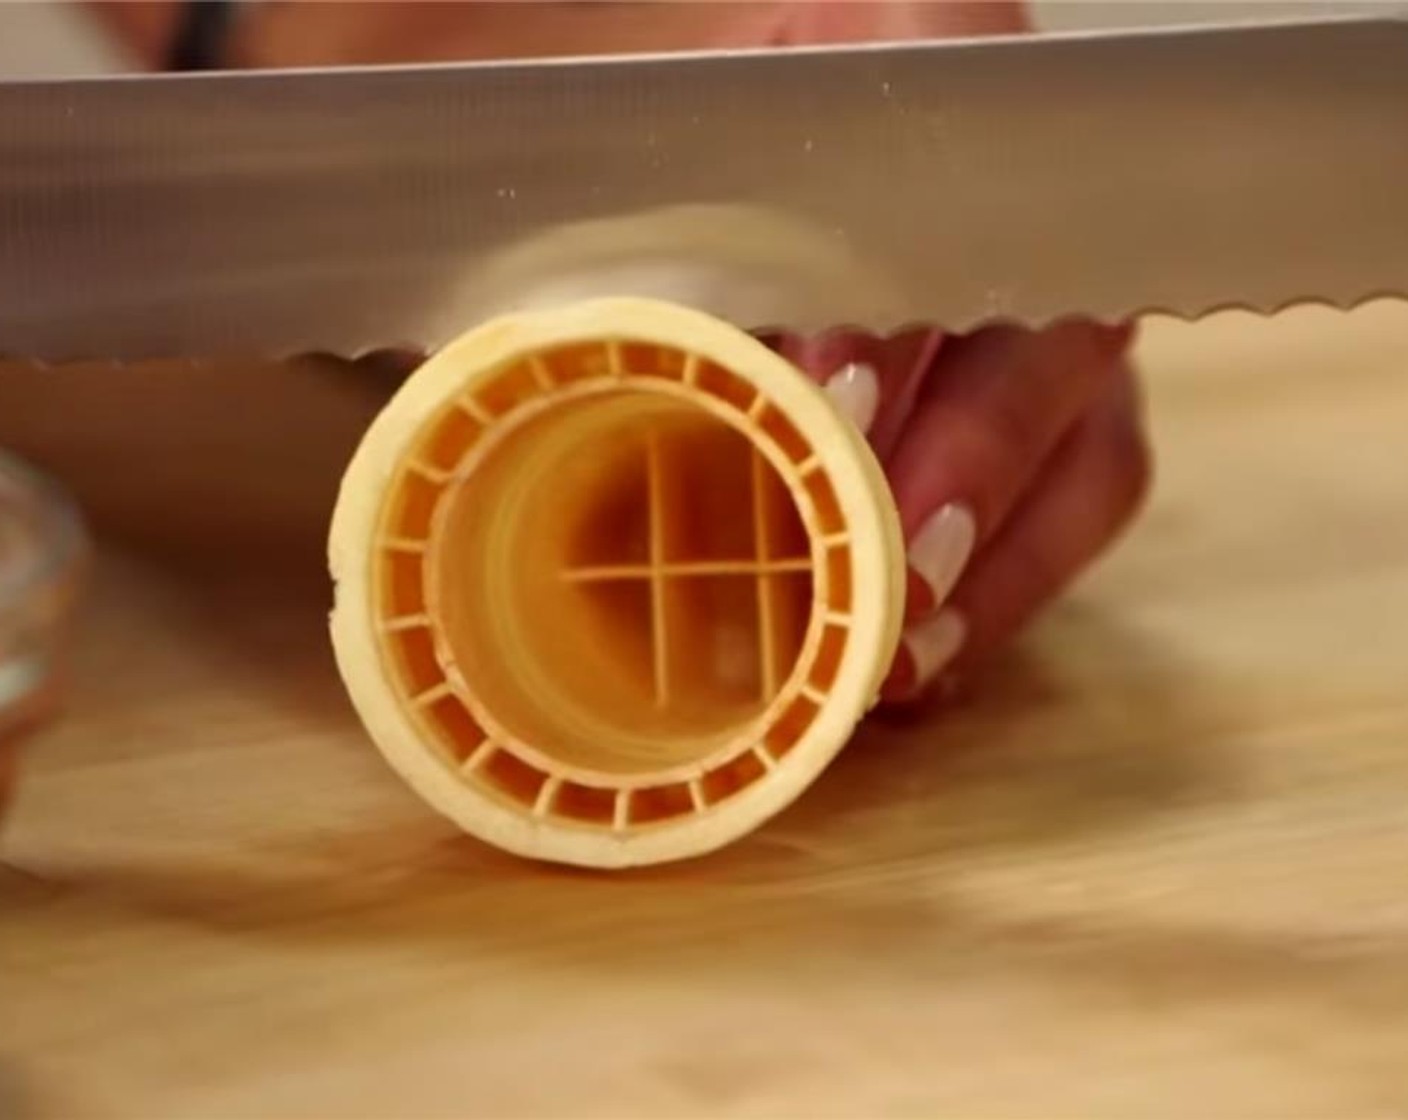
3, 302, 1408, 1119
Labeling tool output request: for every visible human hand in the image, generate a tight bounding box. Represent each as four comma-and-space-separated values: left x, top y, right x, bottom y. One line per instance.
782, 321, 1151, 704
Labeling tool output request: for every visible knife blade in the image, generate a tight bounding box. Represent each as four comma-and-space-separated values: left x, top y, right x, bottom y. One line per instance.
0, 13, 1404, 362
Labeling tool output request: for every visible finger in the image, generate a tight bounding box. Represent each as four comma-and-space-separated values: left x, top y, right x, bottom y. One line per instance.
951, 369, 1152, 671
760, 327, 942, 458
883, 366, 1152, 702
809, 327, 943, 461
888, 319, 1135, 618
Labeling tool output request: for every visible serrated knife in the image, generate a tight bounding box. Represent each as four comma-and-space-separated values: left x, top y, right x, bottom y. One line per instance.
0, 13, 1404, 362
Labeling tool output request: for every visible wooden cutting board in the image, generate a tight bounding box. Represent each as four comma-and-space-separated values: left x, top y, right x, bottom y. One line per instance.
3, 301, 1407, 1119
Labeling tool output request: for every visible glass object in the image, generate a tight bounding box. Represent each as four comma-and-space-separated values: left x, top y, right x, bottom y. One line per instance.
0, 449, 87, 819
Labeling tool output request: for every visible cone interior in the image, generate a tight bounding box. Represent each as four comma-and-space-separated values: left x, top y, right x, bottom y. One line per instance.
370, 337, 861, 830
432, 387, 817, 775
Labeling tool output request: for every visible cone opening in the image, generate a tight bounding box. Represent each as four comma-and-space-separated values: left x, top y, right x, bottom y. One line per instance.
428, 384, 820, 777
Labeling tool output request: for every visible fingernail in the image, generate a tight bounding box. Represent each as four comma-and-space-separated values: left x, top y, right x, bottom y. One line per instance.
882, 609, 967, 702
906, 609, 966, 691
823, 361, 880, 434
907, 503, 976, 611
